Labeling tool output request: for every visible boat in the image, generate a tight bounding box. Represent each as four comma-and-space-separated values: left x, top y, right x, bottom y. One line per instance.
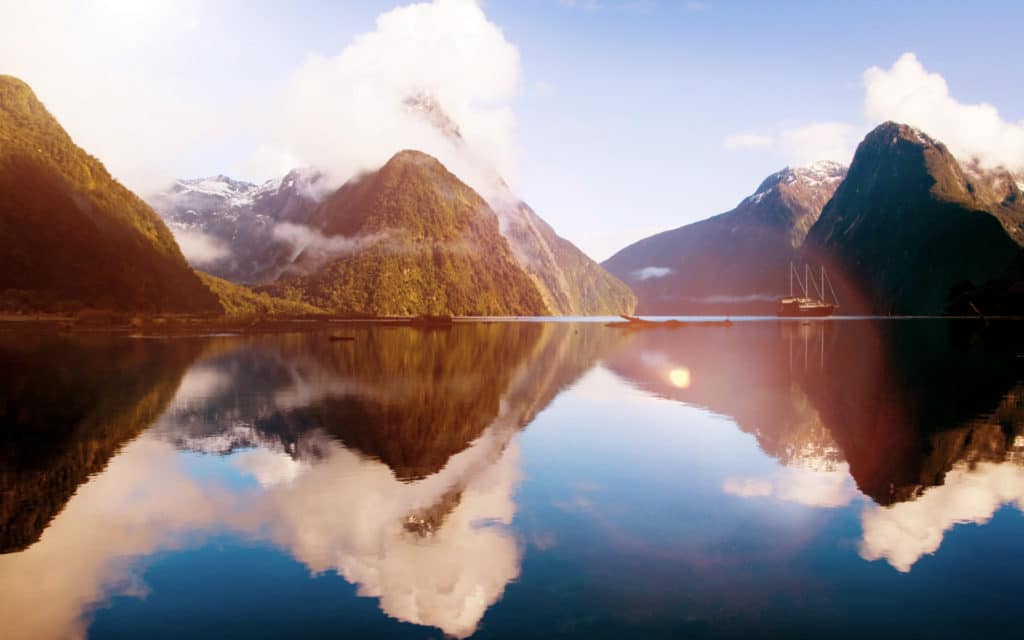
605, 315, 733, 329
777, 263, 839, 318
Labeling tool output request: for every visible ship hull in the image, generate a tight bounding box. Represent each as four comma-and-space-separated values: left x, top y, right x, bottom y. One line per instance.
777, 298, 836, 318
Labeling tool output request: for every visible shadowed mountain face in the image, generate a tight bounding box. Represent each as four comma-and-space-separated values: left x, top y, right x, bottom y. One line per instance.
603, 163, 846, 315
0, 331, 207, 552
805, 122, 1024, 315
0, 75, 220, 313
259, 150, 550, 315
605, 320, 1024, 507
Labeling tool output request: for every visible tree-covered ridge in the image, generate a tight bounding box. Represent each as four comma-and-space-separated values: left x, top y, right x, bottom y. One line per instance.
0, 75, 220, 313
262, 150, 549, 316
196, 271, 323, 316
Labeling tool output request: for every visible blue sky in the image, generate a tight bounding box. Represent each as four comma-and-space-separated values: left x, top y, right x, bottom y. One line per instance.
3, 0, 1023, 260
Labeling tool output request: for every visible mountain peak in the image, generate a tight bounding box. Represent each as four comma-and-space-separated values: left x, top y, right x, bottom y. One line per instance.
806, 123, 1022, 314
387, 148, 442, 166
864, 121, 944, 151
0, 74, 36, 103
752, 161, 847, 200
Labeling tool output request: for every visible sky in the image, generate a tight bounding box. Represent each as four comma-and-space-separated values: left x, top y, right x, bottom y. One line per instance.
2, 0, 1024, 260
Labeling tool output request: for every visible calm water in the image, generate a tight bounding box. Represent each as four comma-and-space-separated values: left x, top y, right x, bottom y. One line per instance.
2, 320, 1024, 639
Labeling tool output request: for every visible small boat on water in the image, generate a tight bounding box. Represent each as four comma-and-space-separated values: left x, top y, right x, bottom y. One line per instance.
606, 315, 733, 329
778, 263, 839, 318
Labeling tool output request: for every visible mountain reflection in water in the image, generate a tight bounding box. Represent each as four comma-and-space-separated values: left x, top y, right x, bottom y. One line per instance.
1, 320, 1023, 638
606, 320, 1024, 571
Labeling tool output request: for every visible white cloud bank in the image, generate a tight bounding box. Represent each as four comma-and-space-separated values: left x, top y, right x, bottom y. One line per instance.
253, 0, 521, 197
724, 52, 1024, 171
170, 227, 231, 266
863, 53, 1024, 171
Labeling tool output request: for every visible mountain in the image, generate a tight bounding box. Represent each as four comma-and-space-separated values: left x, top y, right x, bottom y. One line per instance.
403, 94, 636, 315
0, 75, 220, 313
260, 150, 549, 316
805, 122, 1024, 315
147, 170, 325, 284
602, 162, 846, 314
149, 95, 634, 316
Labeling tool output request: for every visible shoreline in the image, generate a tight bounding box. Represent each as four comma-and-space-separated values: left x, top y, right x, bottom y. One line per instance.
0, 312, 1022, 337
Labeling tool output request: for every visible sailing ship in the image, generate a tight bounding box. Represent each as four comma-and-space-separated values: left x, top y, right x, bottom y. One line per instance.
777, 263, 839, 317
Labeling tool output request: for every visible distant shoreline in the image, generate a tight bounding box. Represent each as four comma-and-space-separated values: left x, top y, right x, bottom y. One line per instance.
0, 312, 1021, 337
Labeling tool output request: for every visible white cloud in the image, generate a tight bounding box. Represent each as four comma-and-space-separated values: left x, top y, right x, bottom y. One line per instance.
863, 52, 1024, 171
859, 461, 1024, 573
722, 477, 772, 497
169, 227, 230, 266
724, 123, 859, 166
777, 122, 860, 166
632, 266, 674, 280
0, 436, 229, 640
722, 463, 858, 509
272, 222, 389, 260
260, 0, 521, 197
723, 133, 775, 150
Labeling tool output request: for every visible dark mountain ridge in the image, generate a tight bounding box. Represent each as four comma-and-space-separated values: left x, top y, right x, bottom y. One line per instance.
805, 122, 1024, 315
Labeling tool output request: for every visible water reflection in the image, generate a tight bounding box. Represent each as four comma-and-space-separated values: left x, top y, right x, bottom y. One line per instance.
606, 320, 1024, 571
0, 324, 620, 639
2, 320, 1024, 637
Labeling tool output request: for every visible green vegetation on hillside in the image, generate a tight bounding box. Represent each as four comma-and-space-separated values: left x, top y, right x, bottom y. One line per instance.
196, 271, 323, 316
0, 75, 220, 313
262, 150, 549, 316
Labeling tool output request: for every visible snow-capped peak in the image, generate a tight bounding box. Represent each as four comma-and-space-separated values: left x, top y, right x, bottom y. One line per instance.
746, 161, 847, 204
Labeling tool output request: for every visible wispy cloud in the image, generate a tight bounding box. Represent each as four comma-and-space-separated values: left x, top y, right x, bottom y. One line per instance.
723, 133, 775, 150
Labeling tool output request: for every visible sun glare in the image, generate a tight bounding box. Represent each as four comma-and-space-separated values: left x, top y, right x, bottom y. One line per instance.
668, 367, 691, 389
